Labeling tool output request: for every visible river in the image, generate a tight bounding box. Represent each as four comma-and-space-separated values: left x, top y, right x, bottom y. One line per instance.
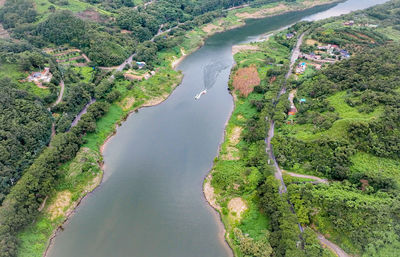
47, 1, 388, 256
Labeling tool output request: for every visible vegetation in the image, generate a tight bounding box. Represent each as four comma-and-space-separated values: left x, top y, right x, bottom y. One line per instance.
210, 1, 400, 257
270, 2, 400, 256
2, 0, 398, 257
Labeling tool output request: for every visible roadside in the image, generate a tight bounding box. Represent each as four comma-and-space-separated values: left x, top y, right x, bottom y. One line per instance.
266, 32, 350, 257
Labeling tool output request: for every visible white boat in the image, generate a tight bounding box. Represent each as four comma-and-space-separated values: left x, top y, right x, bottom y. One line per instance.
195, 89, 207, 100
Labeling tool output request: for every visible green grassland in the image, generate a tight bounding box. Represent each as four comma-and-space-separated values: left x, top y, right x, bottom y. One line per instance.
0, 63, 50, 98
34, 0, 112, 22
281, 90, 383, 143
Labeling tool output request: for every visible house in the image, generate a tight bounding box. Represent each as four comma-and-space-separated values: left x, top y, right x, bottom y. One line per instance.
286, 33, 295, 39
340, 49, 350, 58
343, 20, 354, 26
136, 61, 146, 69
27, 67, 52, 85
295, 62, 307, 75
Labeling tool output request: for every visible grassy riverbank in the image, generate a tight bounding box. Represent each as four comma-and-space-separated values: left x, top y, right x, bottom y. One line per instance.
206, 27, 339, 256
204, 35, 286, 256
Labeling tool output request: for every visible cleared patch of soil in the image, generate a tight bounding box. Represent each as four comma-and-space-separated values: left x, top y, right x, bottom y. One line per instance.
47, 191, 72, 220
230, 126, 242, 145
232, 65, 260, 97
204, 174, 221, 211
121, 29, 132, 34
306, 39, 319, 46
120, 97, 136, 111
232, 44, 259, 55
202, 23, 221, 34
0, 24, 10, 39
143, 93, 169, 107
228, 197, 247, 219
76, 9, 106, 23
235, 4, 287, 19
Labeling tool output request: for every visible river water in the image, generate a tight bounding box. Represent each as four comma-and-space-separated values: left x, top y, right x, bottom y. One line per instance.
48, 1, 388, 256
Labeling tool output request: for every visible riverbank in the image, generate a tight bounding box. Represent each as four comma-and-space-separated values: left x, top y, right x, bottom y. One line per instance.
16, 1, 343, 256
17, 70, 184, 257
203, 32, 290, 255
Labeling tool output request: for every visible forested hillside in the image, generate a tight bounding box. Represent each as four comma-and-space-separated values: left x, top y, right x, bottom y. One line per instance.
271, 2, 400, 256
0, 0, 292, 66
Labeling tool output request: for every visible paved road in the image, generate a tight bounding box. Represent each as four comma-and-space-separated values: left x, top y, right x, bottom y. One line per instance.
70, 98, 96, 129
265, 32, 306, 194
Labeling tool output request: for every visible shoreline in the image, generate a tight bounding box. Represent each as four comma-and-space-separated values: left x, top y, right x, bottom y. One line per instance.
201, 1, 343, 255
40, 1, 342, 256
43, 78, 182, 257
202, 88, 236, 256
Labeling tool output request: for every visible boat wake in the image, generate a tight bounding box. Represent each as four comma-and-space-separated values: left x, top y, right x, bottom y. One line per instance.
195, 89, 207, 100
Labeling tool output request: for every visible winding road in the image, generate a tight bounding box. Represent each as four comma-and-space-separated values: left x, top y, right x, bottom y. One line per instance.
284, 171, 328, 184
265, 32, 349, 257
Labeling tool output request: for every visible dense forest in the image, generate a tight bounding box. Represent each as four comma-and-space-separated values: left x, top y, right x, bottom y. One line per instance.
0, 0, 292, 66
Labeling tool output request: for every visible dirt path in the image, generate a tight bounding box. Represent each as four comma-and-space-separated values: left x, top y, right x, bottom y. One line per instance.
53, 80, 64, 106
284, 171, 328, 184
288, 89, 297, 111
317, 233, 351, 257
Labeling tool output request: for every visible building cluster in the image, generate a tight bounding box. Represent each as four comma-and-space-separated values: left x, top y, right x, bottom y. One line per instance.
26, 67, 52, 86
343, 20, 378, 28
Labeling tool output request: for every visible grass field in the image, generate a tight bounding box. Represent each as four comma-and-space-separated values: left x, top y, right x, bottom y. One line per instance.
0, 63, 50, 98
350, 152, 400, 185
34, 0, 112, 22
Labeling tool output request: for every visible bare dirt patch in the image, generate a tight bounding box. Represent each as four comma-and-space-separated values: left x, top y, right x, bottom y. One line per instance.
230, 126, 243, 145
306, 39, 320, 46
143, 93, 169, 107
204, 174, 221, 211
76, 9, 106, 23
228, 197, 247, 219
47, 191, 72, 220
233, 65, 260, 97
0, 24, 10, 39
232, 44, 260, 55
172, 48, 187, 68
202, 23, 222, 34
235, 4, 287, 19
120, 97, 136, 111
121, 29, 132, 34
